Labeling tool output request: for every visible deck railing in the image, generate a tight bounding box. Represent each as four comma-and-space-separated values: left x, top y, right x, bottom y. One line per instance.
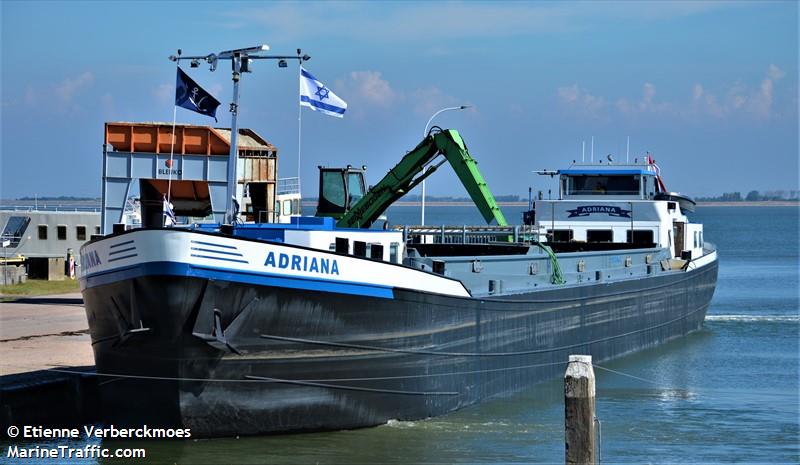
396, 224, 547, 244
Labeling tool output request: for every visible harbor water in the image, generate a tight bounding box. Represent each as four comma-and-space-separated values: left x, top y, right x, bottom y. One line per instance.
3, 206, 798, 464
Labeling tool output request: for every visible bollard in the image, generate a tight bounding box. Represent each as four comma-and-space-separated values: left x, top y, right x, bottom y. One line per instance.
565, 354, 596, 465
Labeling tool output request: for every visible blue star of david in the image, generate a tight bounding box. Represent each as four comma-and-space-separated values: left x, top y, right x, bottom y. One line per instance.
315, 85, 330, 100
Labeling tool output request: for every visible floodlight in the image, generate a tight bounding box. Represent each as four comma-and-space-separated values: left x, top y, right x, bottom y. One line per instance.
218, 45, 270, 59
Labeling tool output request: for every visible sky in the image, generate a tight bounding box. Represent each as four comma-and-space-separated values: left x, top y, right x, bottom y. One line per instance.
1, 1, 797, 200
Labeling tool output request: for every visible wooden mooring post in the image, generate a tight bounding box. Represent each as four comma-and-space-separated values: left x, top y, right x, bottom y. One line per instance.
565, 354, 597, 465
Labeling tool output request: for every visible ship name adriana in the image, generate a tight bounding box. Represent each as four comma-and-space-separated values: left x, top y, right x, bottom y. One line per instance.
264, 251, 339, 275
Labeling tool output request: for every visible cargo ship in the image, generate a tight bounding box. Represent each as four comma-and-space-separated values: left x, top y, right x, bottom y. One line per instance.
78, 47, 717, 437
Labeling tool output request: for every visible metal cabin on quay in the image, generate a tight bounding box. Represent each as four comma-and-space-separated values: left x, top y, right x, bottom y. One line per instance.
101, 122, 278, 233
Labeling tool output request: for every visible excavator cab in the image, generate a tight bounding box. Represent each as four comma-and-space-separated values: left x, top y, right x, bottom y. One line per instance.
316, 166, 367, 219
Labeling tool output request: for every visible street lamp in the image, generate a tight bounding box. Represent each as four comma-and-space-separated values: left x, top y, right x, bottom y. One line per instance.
420, 105, 471, 225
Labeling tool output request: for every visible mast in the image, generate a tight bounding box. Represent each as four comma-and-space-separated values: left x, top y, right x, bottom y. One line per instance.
169, 45, 311, 225
226, 55, 242, 224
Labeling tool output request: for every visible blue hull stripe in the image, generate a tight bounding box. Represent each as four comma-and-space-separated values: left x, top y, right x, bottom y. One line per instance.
81, 261, 394, 299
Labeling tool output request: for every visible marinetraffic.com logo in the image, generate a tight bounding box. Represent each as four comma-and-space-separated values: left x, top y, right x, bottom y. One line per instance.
567, 205, 632, 218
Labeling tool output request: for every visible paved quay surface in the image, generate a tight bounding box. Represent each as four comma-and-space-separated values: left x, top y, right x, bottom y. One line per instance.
0, 292, 94, 375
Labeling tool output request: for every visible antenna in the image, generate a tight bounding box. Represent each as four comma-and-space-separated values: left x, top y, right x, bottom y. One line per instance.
591, 136, 594, 163
582, 140, 585, 162
626, 136, 630, 163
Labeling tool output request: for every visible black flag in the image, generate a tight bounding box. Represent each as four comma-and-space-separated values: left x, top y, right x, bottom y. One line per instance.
175, 67, 220, 121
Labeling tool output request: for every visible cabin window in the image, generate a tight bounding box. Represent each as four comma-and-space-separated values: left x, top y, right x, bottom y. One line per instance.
38, 225, 48, 240
1, 216, 30, 247
390, 242, 399, 263
321, 171, 346, 208
548, 229, 573, 242
626, 230, 654, 244
95, 226, 101, 235
292, 199, 300, 215
275, 201, 281, 216
587, 230, 613, 243
57, 225, 67, 240
700, 232, 703, 247
347, 172, 365, 205
76, 225, 87, 241
693, 231, 698, 248
565, 175, 640, 196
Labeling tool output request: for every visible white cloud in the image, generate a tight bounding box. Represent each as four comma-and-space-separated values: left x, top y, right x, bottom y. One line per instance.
559, 64, 789, 121
333, 70, 467, 120
557, 84, 606, 117
691, 64, 786, 119
410, 86, 473, 117
55, 72, 94, 103
154, 83, 173, 106
345, 71, 399, 107
616, 82, 672, 116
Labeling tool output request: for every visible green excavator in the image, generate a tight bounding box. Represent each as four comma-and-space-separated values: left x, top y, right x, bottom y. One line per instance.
316, 128, 507, 229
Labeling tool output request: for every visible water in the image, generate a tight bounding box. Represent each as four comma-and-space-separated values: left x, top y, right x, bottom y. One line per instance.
4, 206, 798, 464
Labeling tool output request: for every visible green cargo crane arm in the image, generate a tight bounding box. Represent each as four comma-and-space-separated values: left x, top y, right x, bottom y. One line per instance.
337, 129, 507, 229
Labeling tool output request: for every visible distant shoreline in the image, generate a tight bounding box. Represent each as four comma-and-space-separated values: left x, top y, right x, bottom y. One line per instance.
300, 200, 799, 208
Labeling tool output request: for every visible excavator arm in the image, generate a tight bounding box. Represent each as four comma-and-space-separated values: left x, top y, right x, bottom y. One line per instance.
336, 129, 507, 229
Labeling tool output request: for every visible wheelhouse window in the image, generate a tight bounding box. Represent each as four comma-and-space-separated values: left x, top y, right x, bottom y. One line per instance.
1, 216, 31, 247
626, 230, 654, 244
564, 175, 640, 196
57, 225, 67, 240
587, 230, 613, 243
548, 229, 573, 242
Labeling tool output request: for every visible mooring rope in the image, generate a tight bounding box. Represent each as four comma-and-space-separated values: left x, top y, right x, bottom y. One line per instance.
1, 359, 567, 388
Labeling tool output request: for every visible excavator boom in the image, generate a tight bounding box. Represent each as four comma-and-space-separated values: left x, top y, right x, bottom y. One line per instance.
336, 129, 507, 229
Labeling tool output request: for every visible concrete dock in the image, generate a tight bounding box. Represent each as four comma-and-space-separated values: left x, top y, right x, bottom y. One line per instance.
1, 293, 98, 432
0, 292, 94, 375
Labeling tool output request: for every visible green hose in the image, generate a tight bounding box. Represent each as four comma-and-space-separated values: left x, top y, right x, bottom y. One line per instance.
534, 242, 565, 285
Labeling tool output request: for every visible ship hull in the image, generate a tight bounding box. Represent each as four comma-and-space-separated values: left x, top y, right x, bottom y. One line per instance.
81, 230, 717, 436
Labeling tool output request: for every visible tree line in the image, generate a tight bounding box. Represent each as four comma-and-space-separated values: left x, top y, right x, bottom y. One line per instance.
696, 190, 800, 202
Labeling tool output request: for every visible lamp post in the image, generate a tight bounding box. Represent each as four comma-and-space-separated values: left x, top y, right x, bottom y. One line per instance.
420, 105, 471, 225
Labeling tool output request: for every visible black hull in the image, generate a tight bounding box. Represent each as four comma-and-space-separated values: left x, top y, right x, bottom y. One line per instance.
83, 260, 717, 437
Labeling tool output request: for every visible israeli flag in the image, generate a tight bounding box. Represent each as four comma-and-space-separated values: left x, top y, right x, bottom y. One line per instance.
162, 195, 176, 226
299, 67, 347, 118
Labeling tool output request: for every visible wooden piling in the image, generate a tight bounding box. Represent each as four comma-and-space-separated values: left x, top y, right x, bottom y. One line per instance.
565, 354, 596, 465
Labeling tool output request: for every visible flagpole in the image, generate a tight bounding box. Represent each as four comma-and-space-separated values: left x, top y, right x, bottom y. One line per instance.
167, 104, 177, 204
297, 64, 302, 190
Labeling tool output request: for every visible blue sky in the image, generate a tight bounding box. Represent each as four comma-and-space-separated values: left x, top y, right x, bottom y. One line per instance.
1, 1, 797, 199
